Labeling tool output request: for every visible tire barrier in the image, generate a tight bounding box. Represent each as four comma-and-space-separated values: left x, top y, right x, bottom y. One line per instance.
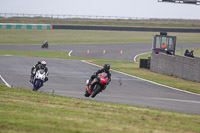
140, 58, 151, 69
0, 23, 52, 30
52, 24, 200, 33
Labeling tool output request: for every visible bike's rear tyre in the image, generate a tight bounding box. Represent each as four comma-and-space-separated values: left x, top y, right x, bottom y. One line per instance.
91, 85, 101, 98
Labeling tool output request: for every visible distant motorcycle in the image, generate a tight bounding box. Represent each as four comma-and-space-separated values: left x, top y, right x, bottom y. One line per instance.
32, 69, 46, 91
41, 40, 48, 48
85, 72, 109, 98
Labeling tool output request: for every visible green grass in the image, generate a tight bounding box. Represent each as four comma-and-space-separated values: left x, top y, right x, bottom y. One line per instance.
0, 29, 200, 44
0, 50, 71, 59
0, 50, 106, 61
1, 50, 200, 94
1, 84, 200, 133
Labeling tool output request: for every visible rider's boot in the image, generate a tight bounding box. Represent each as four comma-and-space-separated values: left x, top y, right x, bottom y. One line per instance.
30, 75, 33, 83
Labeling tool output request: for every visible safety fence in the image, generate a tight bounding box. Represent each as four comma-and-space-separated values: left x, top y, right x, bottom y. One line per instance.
1, 13, 200, 20
0, 23, 52, 30
0, 13, 150, 20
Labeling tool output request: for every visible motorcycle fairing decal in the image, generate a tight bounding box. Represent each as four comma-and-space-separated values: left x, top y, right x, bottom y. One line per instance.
34, 80, 38, 88
88, 87, 92, 95
91, 79, 97, 84
34, 80, 37, 86
99, 73, 108, 84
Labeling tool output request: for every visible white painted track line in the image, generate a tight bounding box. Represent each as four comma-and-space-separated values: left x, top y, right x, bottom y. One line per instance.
0, 75, 11, 88
81, 60, 200, 96
68, 50, 73, 57
133, 51, 151, 63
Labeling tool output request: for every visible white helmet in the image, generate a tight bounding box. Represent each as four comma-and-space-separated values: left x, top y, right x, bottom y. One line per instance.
41, 61, 46, 69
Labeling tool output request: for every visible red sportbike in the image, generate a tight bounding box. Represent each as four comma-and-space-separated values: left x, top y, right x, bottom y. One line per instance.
85, 72, 108, 98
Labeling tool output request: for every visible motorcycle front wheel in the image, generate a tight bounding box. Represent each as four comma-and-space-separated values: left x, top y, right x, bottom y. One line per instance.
33, 80, 41, 91
84, 91, 90, 97
91, 84, 102, 98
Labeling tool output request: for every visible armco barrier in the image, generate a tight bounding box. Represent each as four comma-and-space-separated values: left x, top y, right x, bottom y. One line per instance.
0, 23, 51, 30
1, 23, 200, 32
150, 53, 200, 82
52, 25, 200, 33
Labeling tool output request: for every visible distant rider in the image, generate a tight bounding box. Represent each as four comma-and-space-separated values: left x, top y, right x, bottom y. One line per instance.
88, 63, 111, 89
42, 40, 49, 48
30, 60, 49, 83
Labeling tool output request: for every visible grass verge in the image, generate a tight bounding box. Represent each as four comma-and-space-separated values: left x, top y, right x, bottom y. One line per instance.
0, 29, 200, 44
1, 50, 200, 94
0, 83, 200, 133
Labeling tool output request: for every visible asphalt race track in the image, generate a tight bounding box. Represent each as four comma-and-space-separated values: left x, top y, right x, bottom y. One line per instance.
0, 41, 200, 61
0, 42, 200, 114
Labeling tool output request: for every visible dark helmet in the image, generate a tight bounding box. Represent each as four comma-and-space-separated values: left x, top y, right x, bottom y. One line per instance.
103, 64, 110, 71
41, 60, 46, 69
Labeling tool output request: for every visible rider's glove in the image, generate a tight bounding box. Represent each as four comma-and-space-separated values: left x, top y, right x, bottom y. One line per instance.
45, 77, 48, 82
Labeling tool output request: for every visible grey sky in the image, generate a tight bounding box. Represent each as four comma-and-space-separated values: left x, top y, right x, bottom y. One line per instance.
1, 0, 200, 19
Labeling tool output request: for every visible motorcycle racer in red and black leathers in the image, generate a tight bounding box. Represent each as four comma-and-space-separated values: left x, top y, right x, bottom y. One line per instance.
87, 64, 111, 91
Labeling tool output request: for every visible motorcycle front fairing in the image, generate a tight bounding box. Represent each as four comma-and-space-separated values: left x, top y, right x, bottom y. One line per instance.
90, 73, 108, 91
33, 69, 46, 90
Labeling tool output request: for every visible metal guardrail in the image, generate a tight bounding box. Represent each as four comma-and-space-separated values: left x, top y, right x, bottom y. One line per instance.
0, 13, 150, 20
1, 13, 200, 21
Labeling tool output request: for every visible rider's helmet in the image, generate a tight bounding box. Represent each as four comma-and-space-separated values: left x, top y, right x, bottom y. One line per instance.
41, 61, 47, 69
103, 64, 110, 71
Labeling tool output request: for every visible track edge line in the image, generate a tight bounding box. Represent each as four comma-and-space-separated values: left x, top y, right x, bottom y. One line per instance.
81, 60, 200, 96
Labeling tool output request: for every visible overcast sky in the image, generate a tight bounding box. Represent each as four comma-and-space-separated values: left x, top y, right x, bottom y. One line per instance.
0, 0, 200, 19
